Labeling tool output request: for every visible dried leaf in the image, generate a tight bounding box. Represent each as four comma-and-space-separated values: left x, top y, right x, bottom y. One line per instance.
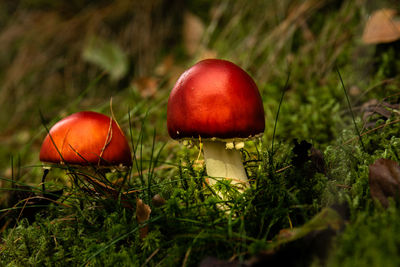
362, 99, 400, 128
133, 77, 158, 98
183, 12, 205, 56
136, 198, 151, 223
136, 198, 151, 238
362, 99, 392, 119
362, 9, 400, 44
369, 158, 400, 207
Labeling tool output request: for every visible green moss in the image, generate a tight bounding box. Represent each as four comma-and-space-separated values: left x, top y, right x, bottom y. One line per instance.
328, 205, 400, 267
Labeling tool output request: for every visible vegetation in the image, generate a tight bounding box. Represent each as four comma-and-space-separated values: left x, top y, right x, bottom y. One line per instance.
1, 0, 400, 266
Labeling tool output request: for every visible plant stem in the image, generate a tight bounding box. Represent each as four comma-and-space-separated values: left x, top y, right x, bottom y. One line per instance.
202, 141, 249, 189
336, 66, 366, 151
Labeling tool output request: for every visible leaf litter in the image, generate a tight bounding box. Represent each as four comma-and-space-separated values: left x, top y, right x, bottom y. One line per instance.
369, 158, 400, 208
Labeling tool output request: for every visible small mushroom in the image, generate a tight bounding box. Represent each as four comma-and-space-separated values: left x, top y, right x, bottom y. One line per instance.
40, 111, 132, 167
39, 111, 132, 196
167, 59, 265, 190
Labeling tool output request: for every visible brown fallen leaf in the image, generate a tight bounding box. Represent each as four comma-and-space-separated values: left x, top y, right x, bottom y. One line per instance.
362, 99, 390, 119
136, 198, 151, 238
132, 77, 158, 98
369, 158, 400, 207
362, 99, 400, 128
362, 9, 400, 44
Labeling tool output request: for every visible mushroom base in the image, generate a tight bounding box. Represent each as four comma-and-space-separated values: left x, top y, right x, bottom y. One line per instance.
202, 141, 249, 189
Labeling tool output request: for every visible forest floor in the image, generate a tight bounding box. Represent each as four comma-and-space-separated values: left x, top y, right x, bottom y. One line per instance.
1, 1, 400, 266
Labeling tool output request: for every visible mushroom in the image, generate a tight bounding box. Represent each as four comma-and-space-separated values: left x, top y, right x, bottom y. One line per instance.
167, 59, 265, 189
40, 111, 132, 168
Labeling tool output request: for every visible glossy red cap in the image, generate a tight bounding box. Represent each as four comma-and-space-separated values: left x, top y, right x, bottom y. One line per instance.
167, 59, 265, 140
40, 111, 132, 166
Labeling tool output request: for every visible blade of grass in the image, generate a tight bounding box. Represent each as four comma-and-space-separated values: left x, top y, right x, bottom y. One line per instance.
147, 131, 166, 202
81, 215, 163, 267
271, 69, 291, 162
335, 66, 365, 151
147, 129, 157, 201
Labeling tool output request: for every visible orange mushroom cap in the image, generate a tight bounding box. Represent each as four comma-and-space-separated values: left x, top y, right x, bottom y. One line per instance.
40, 111, 132, 167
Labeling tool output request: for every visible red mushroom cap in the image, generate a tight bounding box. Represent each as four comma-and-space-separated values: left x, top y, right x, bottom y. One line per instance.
167, 59, 265, 140
40, 111, 132, 166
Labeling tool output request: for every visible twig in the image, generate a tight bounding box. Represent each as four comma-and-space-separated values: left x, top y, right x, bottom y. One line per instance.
141, 248, 160, 267
342, 118, 400, 146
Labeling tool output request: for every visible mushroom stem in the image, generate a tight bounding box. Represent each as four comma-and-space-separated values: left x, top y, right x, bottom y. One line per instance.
202, 141, 249, 189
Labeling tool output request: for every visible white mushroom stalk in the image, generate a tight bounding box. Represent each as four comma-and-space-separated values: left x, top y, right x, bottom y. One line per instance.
202, 140, 249, 190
